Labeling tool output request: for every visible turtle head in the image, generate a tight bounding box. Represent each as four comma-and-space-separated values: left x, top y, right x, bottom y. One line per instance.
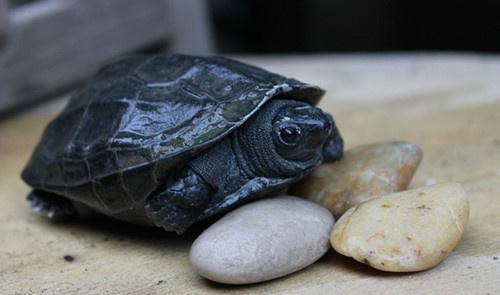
273, 104, 335, 162
239, 99, 343, 178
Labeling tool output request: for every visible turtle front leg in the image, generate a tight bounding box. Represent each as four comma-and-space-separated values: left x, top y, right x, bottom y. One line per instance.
28, 190, 76, 219
144, 167, 213, 234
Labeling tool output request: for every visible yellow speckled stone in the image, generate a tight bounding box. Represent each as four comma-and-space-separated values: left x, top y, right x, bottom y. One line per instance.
291, 141, 422, 218
330, 183, 469, 272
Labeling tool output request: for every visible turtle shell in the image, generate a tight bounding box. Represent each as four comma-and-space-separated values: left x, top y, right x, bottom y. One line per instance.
22, 54, 324, 215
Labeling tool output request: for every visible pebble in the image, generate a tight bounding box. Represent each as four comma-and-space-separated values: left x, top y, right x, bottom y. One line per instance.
330, 183, 469, 272
189, 196, 334, 284
291, 141, 422, 218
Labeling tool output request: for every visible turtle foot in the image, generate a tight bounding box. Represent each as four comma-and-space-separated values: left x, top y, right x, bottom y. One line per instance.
145, 168, 212, 234
27, 191, 76, 220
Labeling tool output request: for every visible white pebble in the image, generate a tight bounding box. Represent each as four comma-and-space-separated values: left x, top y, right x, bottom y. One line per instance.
190, 196, 334, 284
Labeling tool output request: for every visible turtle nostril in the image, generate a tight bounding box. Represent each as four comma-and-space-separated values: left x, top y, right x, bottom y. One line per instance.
322, 112, 334, 134
325, 122, 332, 131
322, 120, 332, 136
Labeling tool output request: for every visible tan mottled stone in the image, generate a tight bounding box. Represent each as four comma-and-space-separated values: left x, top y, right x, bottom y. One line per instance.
291, 141, 422, 218
330, 183, 469, 272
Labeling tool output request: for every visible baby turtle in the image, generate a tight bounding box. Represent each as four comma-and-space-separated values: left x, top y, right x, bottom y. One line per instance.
21, 54, 343, 234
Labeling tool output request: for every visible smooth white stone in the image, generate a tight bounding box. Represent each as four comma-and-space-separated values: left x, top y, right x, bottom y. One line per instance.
189, 196, 334, 284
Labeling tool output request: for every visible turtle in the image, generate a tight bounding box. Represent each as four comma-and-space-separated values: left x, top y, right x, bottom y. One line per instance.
21, 54, 343, 234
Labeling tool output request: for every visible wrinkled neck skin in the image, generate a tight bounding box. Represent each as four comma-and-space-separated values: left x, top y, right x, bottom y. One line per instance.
234, 99, 323, 179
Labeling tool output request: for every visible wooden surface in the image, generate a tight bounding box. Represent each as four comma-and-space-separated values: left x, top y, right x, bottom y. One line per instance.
1, 54, 499, 294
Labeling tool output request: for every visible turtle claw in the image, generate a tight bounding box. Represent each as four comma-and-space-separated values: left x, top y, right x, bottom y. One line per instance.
27, 191, 75, 220
47, 208, 57, 219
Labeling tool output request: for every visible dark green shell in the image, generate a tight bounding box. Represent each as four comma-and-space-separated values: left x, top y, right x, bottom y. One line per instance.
22, 54, 324, 214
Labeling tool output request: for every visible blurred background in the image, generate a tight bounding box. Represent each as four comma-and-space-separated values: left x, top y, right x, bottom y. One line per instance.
212, 0, 500, 53
1, 0, 500, 118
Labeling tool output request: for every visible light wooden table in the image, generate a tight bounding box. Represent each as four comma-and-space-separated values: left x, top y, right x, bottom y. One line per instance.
1, 54, 499, 294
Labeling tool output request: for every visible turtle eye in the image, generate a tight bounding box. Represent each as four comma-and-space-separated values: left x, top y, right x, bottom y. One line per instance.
279, 125, 301, 146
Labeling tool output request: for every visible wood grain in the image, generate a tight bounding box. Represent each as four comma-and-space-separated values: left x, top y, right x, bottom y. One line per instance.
167, 0, 214, 55
0, 0, 173, 114
0, 0, 214, 114
0, 0, 8, 48
0, 54, 499, 294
